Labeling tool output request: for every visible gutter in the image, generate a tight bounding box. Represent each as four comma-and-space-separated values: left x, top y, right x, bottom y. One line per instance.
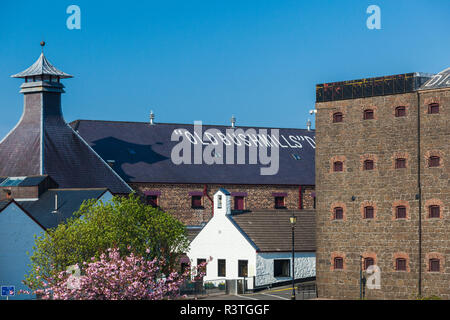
203, 184, 214, 217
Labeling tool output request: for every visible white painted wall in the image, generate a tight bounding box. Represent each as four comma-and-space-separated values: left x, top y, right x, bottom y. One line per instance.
187, 189, 316, 290
187, 189, 257, 288
255, 252, 316, 287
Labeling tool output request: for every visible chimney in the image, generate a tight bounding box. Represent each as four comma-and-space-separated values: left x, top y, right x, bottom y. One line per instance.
231, 115, 236, 128
150, 110, 155, 125
307, 119, 312, 131
52, 194, 58, 214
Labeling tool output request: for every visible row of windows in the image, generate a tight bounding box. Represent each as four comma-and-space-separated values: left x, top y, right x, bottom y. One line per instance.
332, 204, 442, 220
332, 103, 440, 123
193, 259, 291, 278
333, 155, 442, 172
333, 256, 442, 272
145, 194, 309, 210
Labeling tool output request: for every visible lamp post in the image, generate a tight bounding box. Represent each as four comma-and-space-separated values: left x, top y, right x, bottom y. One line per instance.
290, 212, 297, 300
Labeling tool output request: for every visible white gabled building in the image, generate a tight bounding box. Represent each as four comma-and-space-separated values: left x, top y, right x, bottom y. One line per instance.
187, 188, 316, 291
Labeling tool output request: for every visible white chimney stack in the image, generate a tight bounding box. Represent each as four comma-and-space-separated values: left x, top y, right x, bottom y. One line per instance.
307, 118, 312, 131
231, 115, 236, 128
150, 110, 155, 125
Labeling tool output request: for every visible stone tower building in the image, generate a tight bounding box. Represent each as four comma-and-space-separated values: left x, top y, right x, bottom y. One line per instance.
315, 69, 449, 299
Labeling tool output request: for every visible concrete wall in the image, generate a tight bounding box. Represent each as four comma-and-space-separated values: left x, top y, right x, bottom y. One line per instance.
255, 252, 316, 287
0, 203, 44, 300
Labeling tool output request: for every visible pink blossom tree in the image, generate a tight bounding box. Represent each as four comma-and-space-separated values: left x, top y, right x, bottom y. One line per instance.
21, 247, 207, 300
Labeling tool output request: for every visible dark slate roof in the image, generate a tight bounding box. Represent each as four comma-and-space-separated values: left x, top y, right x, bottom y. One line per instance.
70, 120, 316, 185
17, 188, 109, 230
11, 53, 73, 79
229, 210, 316, 252
419, 67, 450, 90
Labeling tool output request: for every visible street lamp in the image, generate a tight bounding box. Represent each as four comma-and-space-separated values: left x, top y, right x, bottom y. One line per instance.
290, 212, 297, 300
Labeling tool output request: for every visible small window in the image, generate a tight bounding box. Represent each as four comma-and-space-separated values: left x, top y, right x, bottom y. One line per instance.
191, 196, 203, 208
234, 196, 245, 211
364, 258, 374, 270
333, 161, 343, 172
364, 160, 374, 170
428, 156, 440, 167
238, 260, 248, 277
428, 103, 439, 114
395, 158, 406, 169
429, 259, 440, 272
334, 207, 344, 220
396, 206, 407, 219
429, 205, 440, 218
395, 258, 407, 271
274, 259, 290, 277
274, 196, 285, 209
333, 112, 343, 123
334, 257, 344, 270
146, 195, 158, 208
181, 262, 190, 274
363, 109, 374, 120
218, 259, 226, 277
364, 206, 374, 219
395, 106, 406, 117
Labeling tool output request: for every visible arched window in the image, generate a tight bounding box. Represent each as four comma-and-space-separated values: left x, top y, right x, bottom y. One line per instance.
363, 109, 374, 120
333, 112, 343, 123
396, 206, 407, 219
364, 257, 374, 270
395, 258, 407, 271
395, 158, 406, 169
364, 206, 374, 219
334, 257, 344, 270
429, 259, 440, 272
395, 106, 406, 117
429, 205, 440, 218
334, 207, 344, 220
428, 156, 440, 167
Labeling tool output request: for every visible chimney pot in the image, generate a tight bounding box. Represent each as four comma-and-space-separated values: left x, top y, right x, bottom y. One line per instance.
150, 110, 155, 125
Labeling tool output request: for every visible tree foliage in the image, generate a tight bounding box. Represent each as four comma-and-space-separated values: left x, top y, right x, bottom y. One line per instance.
25, 193, 190, 290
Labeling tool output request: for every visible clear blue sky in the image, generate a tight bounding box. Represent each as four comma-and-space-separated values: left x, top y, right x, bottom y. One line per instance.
0, 0, 448, 138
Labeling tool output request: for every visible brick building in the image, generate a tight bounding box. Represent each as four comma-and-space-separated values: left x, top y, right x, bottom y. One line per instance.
315, 70, 449, 299
71, 120, 317, 226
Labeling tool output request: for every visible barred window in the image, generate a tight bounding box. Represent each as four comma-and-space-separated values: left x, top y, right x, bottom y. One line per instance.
333, 112, 343, 123
334, 257, 344, 270
395, 258, 407, 271
334, 207, 344, 220
429, 205, 440, 218
395, 158, 406, 169
428, 103, 439, 114
364, 206, 374, 219
363, 109, 374, 120
333, 161, 343, 172
395, 106, 406, 117
396, 206, 407, 219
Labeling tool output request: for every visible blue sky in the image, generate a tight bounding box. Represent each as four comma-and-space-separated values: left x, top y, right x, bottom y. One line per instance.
0, 0, 448, 138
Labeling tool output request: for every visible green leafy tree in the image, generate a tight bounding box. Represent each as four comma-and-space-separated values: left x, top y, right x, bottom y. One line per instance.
25, 193, 189, 290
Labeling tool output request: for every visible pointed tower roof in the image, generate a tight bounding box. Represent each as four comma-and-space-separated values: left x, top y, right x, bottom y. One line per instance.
11, 52, 73, 79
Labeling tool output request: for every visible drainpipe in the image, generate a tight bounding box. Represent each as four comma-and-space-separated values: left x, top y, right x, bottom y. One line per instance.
203, 184, 214, 217
416, 91, 422, 297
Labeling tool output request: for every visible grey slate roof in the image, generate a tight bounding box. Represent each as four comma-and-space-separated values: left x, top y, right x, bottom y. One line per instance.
17, 188, 108, 230
11, 53, 73, 79
229, 210, 316, 252
70, 120, 316, 186
419, 67, 450, 90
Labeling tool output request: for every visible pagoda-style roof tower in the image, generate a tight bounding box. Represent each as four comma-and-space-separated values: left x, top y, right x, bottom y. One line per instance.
0, 43, 131, 194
